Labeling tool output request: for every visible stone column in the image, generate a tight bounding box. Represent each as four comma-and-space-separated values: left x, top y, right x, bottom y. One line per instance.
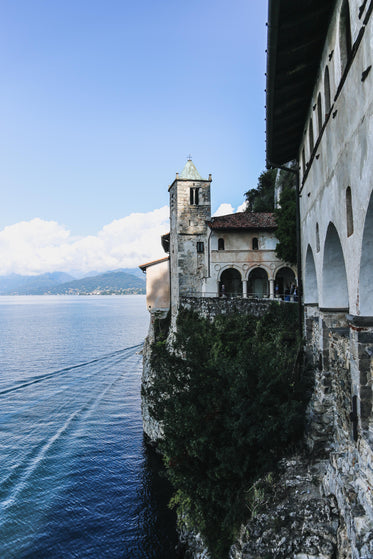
243, 280, 248, 298
269, 278, 275, 299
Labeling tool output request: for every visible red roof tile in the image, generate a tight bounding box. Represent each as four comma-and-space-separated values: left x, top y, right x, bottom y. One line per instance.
207, 212, 277, 231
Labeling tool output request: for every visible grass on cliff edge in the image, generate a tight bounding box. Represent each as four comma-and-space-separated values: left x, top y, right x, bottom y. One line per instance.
145, 304, 310, 558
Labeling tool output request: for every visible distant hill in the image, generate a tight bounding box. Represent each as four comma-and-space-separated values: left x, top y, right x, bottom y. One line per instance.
0, 272, 75, 295
34, 270, 145, 295
0, 270, 145, 295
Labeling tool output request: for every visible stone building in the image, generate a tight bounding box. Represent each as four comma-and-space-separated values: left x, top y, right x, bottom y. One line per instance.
266, 0, 373, 556
140, 158, 296, 319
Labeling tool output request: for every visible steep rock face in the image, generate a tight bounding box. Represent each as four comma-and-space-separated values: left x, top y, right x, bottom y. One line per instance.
229, 458, 339, 559
229, 308, 373, 559
141, 313, 165, 444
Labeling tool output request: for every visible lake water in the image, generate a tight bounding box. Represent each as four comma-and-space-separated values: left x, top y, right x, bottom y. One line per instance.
0, 295, 178, 559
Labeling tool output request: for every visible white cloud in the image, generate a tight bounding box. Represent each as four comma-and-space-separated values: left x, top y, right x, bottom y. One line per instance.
212, 201, 247, 217
0, 208, 169, 276
236, 201, 248, 213
213, 203, 235, 217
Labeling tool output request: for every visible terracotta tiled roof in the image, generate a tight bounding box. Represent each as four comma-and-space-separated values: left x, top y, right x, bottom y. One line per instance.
207, 212, 277, 231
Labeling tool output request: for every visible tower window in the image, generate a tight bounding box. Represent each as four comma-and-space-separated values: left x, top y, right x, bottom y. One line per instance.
197, 241, 204, 253
218, 238, 225, 250
190, 187, 200, 205
252, 237, 259, 250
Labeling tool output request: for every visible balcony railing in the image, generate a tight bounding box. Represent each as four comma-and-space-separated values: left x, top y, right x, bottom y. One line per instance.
182, 291, 298, 302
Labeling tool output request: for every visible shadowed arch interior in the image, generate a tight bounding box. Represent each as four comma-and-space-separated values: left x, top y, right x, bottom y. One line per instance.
305, 245, 318, 304
219, 268, 242, 297
275, 267, 296, 297
248, 267, 269, 298
359, 191, 373, 315
322, 223, 349, 309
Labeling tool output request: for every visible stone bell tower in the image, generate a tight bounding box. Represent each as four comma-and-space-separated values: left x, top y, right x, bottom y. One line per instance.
168, 158, 212, 317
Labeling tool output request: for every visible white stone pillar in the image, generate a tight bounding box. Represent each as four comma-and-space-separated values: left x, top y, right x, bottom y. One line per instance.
269, 278, 275, 299
243, 280, 248, 298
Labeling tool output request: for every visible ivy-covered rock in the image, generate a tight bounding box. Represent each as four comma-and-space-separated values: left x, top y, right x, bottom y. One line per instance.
144, 304, 312, 558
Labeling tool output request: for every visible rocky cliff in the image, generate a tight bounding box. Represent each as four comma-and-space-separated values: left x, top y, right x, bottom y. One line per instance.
141, 303, 373, 559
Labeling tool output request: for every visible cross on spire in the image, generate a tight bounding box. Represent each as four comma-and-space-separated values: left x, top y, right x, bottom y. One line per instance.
187, 153, 192, 161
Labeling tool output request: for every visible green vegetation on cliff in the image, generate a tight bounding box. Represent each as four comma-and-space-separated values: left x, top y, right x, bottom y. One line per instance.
145, 304, 310, 558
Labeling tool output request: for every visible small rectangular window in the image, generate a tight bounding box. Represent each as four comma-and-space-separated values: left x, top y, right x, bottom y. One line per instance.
190, 187, 200, 205
197, 242, 204, 253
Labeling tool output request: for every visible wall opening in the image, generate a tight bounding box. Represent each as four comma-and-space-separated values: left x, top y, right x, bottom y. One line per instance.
317, 93, 322, 135
340, 0, 352, 73
322, 222, 349, 309
218, 238, 225, 250
275, 267, 296, 299
248, 268, 269, 298
190, 187, 200, 205
302, 148, 306, 178
309, 119, 314, 153
359, 190, 373, 315
324, 66, 331, 115
316, 223, 320, 253
304, 245, 318, 304
346, 186, 354, 237
219, 268, 242, 297
252, 237, 259, 250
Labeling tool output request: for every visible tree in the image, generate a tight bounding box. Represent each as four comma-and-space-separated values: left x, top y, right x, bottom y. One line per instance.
274, 170, 297, 265
146, 306, 308, 558
244, 169, 277, 212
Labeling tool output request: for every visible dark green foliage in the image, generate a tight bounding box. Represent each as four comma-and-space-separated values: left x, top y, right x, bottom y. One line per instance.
244, 169, 277, 212
145, 305, 311, 558
274, 184, 297, 265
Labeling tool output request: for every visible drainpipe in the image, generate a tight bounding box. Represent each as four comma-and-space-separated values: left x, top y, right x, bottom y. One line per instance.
267, 161, 303, 339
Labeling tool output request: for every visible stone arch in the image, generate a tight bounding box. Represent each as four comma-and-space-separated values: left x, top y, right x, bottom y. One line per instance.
247, 267, 269, 298
304, 245, 318, 304
322, 222, 349, 309
275, 267, 296, 299
219, 267, 242, 297
359, 190, 373, 315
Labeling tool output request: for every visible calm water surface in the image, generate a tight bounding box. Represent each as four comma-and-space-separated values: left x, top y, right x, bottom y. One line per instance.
0, 295, 178, 559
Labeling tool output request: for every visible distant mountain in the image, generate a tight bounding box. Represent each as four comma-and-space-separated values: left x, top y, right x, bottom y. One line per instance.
0, 272, 76, 295
34, 270, 145, 295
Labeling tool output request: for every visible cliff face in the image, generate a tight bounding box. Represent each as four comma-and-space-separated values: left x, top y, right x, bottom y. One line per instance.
141, 303, 373, 559
230, 307, 373, 559
141, 313, 165, 445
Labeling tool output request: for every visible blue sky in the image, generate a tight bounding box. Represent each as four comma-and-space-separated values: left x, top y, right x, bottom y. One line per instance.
0, 0, 268, 275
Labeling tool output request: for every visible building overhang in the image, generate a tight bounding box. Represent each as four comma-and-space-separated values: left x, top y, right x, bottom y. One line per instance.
266, 0, 336, 166
138, 256, 169, 273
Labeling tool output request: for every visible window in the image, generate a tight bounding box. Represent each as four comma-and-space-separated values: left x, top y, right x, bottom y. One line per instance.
190, 187, 200, 205
317, 93, 322, 135
324, 66, 331, 115
218, 238, 225, 250
309, 119, 314, 153
252, 237, 259, 250
346, 186, 353, 236
316, 223, 320, 252
302, 148, 306, 177
340, 0, 352, 73
197, 241, 204, 253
